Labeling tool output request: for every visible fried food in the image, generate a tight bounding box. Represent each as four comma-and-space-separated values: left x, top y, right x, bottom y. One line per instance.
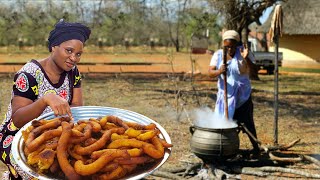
74, 149, 129, 176
57, 122, 81, 180
136, 129, 160, 141
107, 139, 146, 149
27, 148, 56, 171
94, 166, 127, 180
70, 123, 92, 144
142, 137, 165, 159
111, 133, 129, 141
32, 119, 61, 136
26, 127, 62, 152
74, 128, 125, 155
22, 115, 173, 180
107, 116, 129, 130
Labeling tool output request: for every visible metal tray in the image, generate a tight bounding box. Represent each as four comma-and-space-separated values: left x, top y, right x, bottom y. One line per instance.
11, 106, 172, 180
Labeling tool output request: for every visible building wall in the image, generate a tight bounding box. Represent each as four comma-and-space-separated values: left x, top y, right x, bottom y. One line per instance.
270, 35, 320, 63
249, 32, 320, 65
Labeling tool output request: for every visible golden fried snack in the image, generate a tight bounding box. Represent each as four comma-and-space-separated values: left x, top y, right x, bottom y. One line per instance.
71, 129, 84, 137
27, 148, 56, 171
57, 122, 81, 180
22, 125, 34, 144
98, 116, 108, 127
142, 137, 164, 159
91, 148, 142, 160
159, 138, 173, 148
145, 123, 157, 130
70, 124, 92, 144
127, 148, 143, 157
74, 149, 129, 176
124, 122, 156, 130
125, 128, 142, 138
107, 116, 129, 130
32, 119, 61, 136
84, 137, 97, 146
91, 149, 119, 160
94, 166, 127, 180
23, 115, 172, 180
74, 128, 125, 155
68, 146, 85, 161
31, 119, 47, 127
107, 139, 146, 149
73, 123, 87, 131
49, 158, 60, 174
111, 133, 129, 141
88, 120, 102, 133
103, 122, 119, 130
122, 164, 137, 174
26, 127, 62, 152
116, 156, 154, 165
99, 162, 119, 173
136, 129, 160, 141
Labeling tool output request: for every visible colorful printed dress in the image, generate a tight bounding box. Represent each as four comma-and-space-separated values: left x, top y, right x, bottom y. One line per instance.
0, 59, 81, 179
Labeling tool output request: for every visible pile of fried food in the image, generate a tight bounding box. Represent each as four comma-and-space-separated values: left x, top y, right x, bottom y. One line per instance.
22, 115, 172, 180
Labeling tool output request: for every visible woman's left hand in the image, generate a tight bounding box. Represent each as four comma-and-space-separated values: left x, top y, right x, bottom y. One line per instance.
240, 44, 249, 59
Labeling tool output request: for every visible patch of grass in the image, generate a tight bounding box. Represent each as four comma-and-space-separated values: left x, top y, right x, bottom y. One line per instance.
280, 67, 320, 73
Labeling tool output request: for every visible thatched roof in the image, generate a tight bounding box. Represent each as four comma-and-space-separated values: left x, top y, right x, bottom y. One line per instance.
250, 0, 320, 35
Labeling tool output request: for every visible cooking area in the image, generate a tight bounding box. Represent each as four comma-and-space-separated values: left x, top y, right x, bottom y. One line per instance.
0, 0, 319, 179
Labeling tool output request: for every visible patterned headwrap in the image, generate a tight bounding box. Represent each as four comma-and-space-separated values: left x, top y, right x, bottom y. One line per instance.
48, 19, 91, 52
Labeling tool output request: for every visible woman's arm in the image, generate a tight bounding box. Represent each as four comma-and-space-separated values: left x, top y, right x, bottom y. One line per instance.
71, 87, 83, 107
12, 93, 72, 128
208, 65, 225, 78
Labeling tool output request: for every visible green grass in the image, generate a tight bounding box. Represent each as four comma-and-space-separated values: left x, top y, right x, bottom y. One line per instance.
280, 67, 320, 73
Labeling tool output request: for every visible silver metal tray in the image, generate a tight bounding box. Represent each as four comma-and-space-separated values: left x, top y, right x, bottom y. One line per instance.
12, 106, 172, 180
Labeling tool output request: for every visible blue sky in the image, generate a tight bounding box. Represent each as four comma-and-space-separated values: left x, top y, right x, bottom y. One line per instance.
259, 6, 274, 24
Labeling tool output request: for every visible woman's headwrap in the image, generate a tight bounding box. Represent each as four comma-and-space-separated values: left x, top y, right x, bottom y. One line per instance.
48, 20, 91, 52
222, 30, 240, 42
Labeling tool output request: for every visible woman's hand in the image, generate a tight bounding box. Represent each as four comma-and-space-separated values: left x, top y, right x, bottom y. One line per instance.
42, 93, 73, 119
219, 64, 227, 74
240, 44, 249, 59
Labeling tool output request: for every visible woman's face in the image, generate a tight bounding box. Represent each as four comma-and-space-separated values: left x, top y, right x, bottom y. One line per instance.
223, 39, 238, 57
51, 39, 84, 72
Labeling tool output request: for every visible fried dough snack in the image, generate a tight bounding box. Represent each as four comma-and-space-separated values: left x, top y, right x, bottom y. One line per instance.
22, 115, 172, 180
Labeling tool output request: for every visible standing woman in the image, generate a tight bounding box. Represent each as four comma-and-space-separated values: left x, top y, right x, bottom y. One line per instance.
208, 30, 260, 156
0, 20, 90, 179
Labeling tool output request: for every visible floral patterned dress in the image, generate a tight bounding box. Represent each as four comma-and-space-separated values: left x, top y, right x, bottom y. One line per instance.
0, 59, 81, 179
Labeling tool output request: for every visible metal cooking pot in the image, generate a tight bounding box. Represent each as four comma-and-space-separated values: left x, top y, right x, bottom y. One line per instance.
189, 125, 239, 161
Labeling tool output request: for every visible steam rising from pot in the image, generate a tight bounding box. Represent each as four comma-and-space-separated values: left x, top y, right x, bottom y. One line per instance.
192, 107, 237, 129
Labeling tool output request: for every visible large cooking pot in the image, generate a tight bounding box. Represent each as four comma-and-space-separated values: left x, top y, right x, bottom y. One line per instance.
190, 125, 239, 161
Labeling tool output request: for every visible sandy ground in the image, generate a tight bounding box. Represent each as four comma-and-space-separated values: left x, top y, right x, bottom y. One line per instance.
0, 53, 319, 179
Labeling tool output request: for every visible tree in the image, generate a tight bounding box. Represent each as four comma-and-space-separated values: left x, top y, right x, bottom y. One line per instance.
160, 0, 189, 52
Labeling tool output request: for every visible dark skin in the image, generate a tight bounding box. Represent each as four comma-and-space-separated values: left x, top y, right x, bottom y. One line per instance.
12, 40, 84, 128
208, 39, 254, 78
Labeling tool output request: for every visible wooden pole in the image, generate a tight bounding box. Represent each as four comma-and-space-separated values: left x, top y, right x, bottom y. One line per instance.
223, 46, 228, 119
273, 32, 279, 145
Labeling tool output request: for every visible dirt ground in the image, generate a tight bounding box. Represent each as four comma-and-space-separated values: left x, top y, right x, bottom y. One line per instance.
0, 72, 319, 179
0, 52, 319, 179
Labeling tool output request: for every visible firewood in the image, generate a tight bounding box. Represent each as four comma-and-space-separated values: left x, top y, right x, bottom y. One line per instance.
268, 151, 303, 163
257, 166, 320, 179
302, 155, 320, 167
183, 163, 202, 177
232, 166, 269, 177
151, 170, 185, 180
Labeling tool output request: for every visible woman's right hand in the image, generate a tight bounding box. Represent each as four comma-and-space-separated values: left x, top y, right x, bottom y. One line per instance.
219, 64, 227, 74
42, 93, 73, 119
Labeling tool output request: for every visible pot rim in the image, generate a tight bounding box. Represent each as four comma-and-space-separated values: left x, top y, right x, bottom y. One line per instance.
191, 124, 238, 131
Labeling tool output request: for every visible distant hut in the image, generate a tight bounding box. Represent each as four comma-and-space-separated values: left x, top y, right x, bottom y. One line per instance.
250, 0, 320, 64
191, 34, 209, 54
